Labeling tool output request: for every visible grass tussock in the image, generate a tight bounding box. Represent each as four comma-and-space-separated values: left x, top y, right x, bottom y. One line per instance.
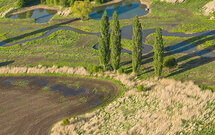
51, 73, 215, 135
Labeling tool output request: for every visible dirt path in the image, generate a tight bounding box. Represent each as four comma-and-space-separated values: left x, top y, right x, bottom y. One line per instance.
0, 76, 121, 135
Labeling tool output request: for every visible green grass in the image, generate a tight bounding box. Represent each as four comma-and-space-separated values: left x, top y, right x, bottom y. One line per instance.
0, 0, 214, 93
0, 30, 99, 68
0, 0, 17, 14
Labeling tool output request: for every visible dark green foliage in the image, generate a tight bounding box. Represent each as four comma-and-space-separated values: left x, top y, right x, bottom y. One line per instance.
117, 67, 124, 74
213, 12, 215, 17
70, 0, 75, 6
46, 0, 70, 6
132, 16, 142, 73
153, 27, 164, 77
17, 0, 25, 8
99, 11, 110, 68
163, 56, 177, 69
62, 118, 70, 126
111, 11, 121, 70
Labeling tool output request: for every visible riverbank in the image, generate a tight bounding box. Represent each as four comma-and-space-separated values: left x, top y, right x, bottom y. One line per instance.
10, 5, 59, 16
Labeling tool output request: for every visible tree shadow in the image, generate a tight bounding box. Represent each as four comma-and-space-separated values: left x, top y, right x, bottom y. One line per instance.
121, 29, 215, 76
2, 18, 79, 44
166, 55, 215, 77
0, 60, 15, 67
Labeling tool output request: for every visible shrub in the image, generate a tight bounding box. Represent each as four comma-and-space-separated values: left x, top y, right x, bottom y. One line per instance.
117, 67, 124, 74
213, 12, 215, 17
163, 56, 177, 69
62, 118, 70, 126
90, 65, 103, 73
138, 85, 147, 92
104, 65, 113, 71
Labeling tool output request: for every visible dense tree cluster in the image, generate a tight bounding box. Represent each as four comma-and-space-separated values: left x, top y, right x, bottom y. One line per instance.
71, 0, 92, 20
46, 0, 73, 7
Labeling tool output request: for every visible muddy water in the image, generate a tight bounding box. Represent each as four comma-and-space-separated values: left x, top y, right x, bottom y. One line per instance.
0, 76, 121, 135
0, 76, 121, 107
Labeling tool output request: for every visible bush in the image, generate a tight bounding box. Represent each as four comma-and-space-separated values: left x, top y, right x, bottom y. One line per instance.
117, 67, 124, 74
163, 56, 177, 69
213, 12, 215, 17
62, 118, 70, 126
90, 65, 103, 73
104, 65, 113, 71
138, 85, 147, 92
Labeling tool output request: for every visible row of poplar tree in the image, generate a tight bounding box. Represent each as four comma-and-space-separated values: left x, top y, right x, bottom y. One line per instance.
98, 11, 164, 77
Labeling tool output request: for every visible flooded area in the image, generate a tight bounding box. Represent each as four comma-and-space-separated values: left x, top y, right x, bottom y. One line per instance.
0, 75, 121, 135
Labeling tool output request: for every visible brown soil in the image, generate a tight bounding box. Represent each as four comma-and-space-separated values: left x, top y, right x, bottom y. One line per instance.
0, 76, 121, 135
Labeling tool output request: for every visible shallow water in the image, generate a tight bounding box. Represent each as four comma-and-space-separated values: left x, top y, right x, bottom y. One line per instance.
9, 9, 57, 23
89, 1, 148, 20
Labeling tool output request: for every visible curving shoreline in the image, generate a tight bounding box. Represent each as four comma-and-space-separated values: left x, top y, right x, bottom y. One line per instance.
0, 24, 214, 57
10, 5, 59, 16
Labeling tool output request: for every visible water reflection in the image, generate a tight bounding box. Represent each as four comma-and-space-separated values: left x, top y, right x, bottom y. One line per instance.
89, 1, 148, 20
9, 9, 57, 23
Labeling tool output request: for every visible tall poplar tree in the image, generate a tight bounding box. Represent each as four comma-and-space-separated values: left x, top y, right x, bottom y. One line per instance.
111, 11, 121, 70
98, 11, 110, 68
132, 16, 142, 73
153, 27, 164, 78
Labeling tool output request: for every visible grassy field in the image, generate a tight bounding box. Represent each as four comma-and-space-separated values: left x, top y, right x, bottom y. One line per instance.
0, 0, 214, 90
0, 0, 215, 134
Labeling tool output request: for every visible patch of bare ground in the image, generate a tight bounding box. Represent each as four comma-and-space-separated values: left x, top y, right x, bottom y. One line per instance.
51, 71, 215, 135
0, 75, 121, 135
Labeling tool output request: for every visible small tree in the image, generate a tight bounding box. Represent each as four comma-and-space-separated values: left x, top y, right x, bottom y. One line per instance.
111, 11, 121, 70
71, 0, 92, 20
17, 0, 25, 8
153, 27, 164, 78
98, 11, 110, 68
132, 16, 142, 73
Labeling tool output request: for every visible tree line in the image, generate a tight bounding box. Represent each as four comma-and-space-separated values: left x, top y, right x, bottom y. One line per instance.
17, 0, 104, 8
98, 11, 164, 78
